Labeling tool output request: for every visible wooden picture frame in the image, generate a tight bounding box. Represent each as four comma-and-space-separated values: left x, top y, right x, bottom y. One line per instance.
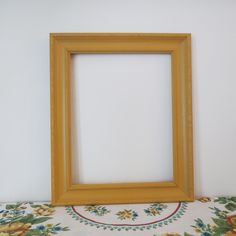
50, 33, 194, 205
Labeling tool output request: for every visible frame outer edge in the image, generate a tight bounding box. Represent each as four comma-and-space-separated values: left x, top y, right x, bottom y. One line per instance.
50, 33, 194, 205
187, 34, 194, 199
50, 34, 56, 204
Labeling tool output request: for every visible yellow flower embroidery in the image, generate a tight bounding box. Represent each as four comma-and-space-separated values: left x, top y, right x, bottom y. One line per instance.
0, 222, 31, 236
197, 197, 211, 203
116, 209, 138, 220
33, 205, 55, 216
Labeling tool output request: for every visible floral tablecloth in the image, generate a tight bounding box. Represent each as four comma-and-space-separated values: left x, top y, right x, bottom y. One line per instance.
1, 197, 236, 236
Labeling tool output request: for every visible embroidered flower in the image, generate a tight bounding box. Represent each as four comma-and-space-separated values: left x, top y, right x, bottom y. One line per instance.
84, 205, 110, 216
144, 203, 167, 216
201, 233, 212, 236
0, 203, 69, 236
116, 209, 138, 221
198, 197, 211, 203
36, 225, 45, 231
0, 222, 31, 236
225, 229, 236, 236
33, 205, 55, 216
227, 215, 236, 228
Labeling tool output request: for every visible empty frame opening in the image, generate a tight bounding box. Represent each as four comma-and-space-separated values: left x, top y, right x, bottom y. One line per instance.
71, 54, 173, 184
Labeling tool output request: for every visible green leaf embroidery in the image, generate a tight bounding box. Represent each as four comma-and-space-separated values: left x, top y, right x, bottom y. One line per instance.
214, 226, 233, 235
5, 203, 22, 210
211, 217, 232, 234
230, 197, 236, 203
18, 214, 35, 223
30, 217, 52, 225
225, 202, 236, 211
184, 233, 194, 236
30, 204, 43, 208
25, 229, 46, 236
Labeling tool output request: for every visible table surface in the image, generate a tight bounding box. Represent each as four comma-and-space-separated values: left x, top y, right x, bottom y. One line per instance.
1, 197, 236, 236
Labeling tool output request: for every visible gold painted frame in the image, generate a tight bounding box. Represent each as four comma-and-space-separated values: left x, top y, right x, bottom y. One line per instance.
50, 33, 194, 205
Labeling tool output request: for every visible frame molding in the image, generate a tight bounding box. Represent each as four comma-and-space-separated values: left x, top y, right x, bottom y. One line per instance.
50, 33, 194, 205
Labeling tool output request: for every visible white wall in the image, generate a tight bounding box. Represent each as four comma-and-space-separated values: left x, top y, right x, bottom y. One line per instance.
0, 0, 236, 202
